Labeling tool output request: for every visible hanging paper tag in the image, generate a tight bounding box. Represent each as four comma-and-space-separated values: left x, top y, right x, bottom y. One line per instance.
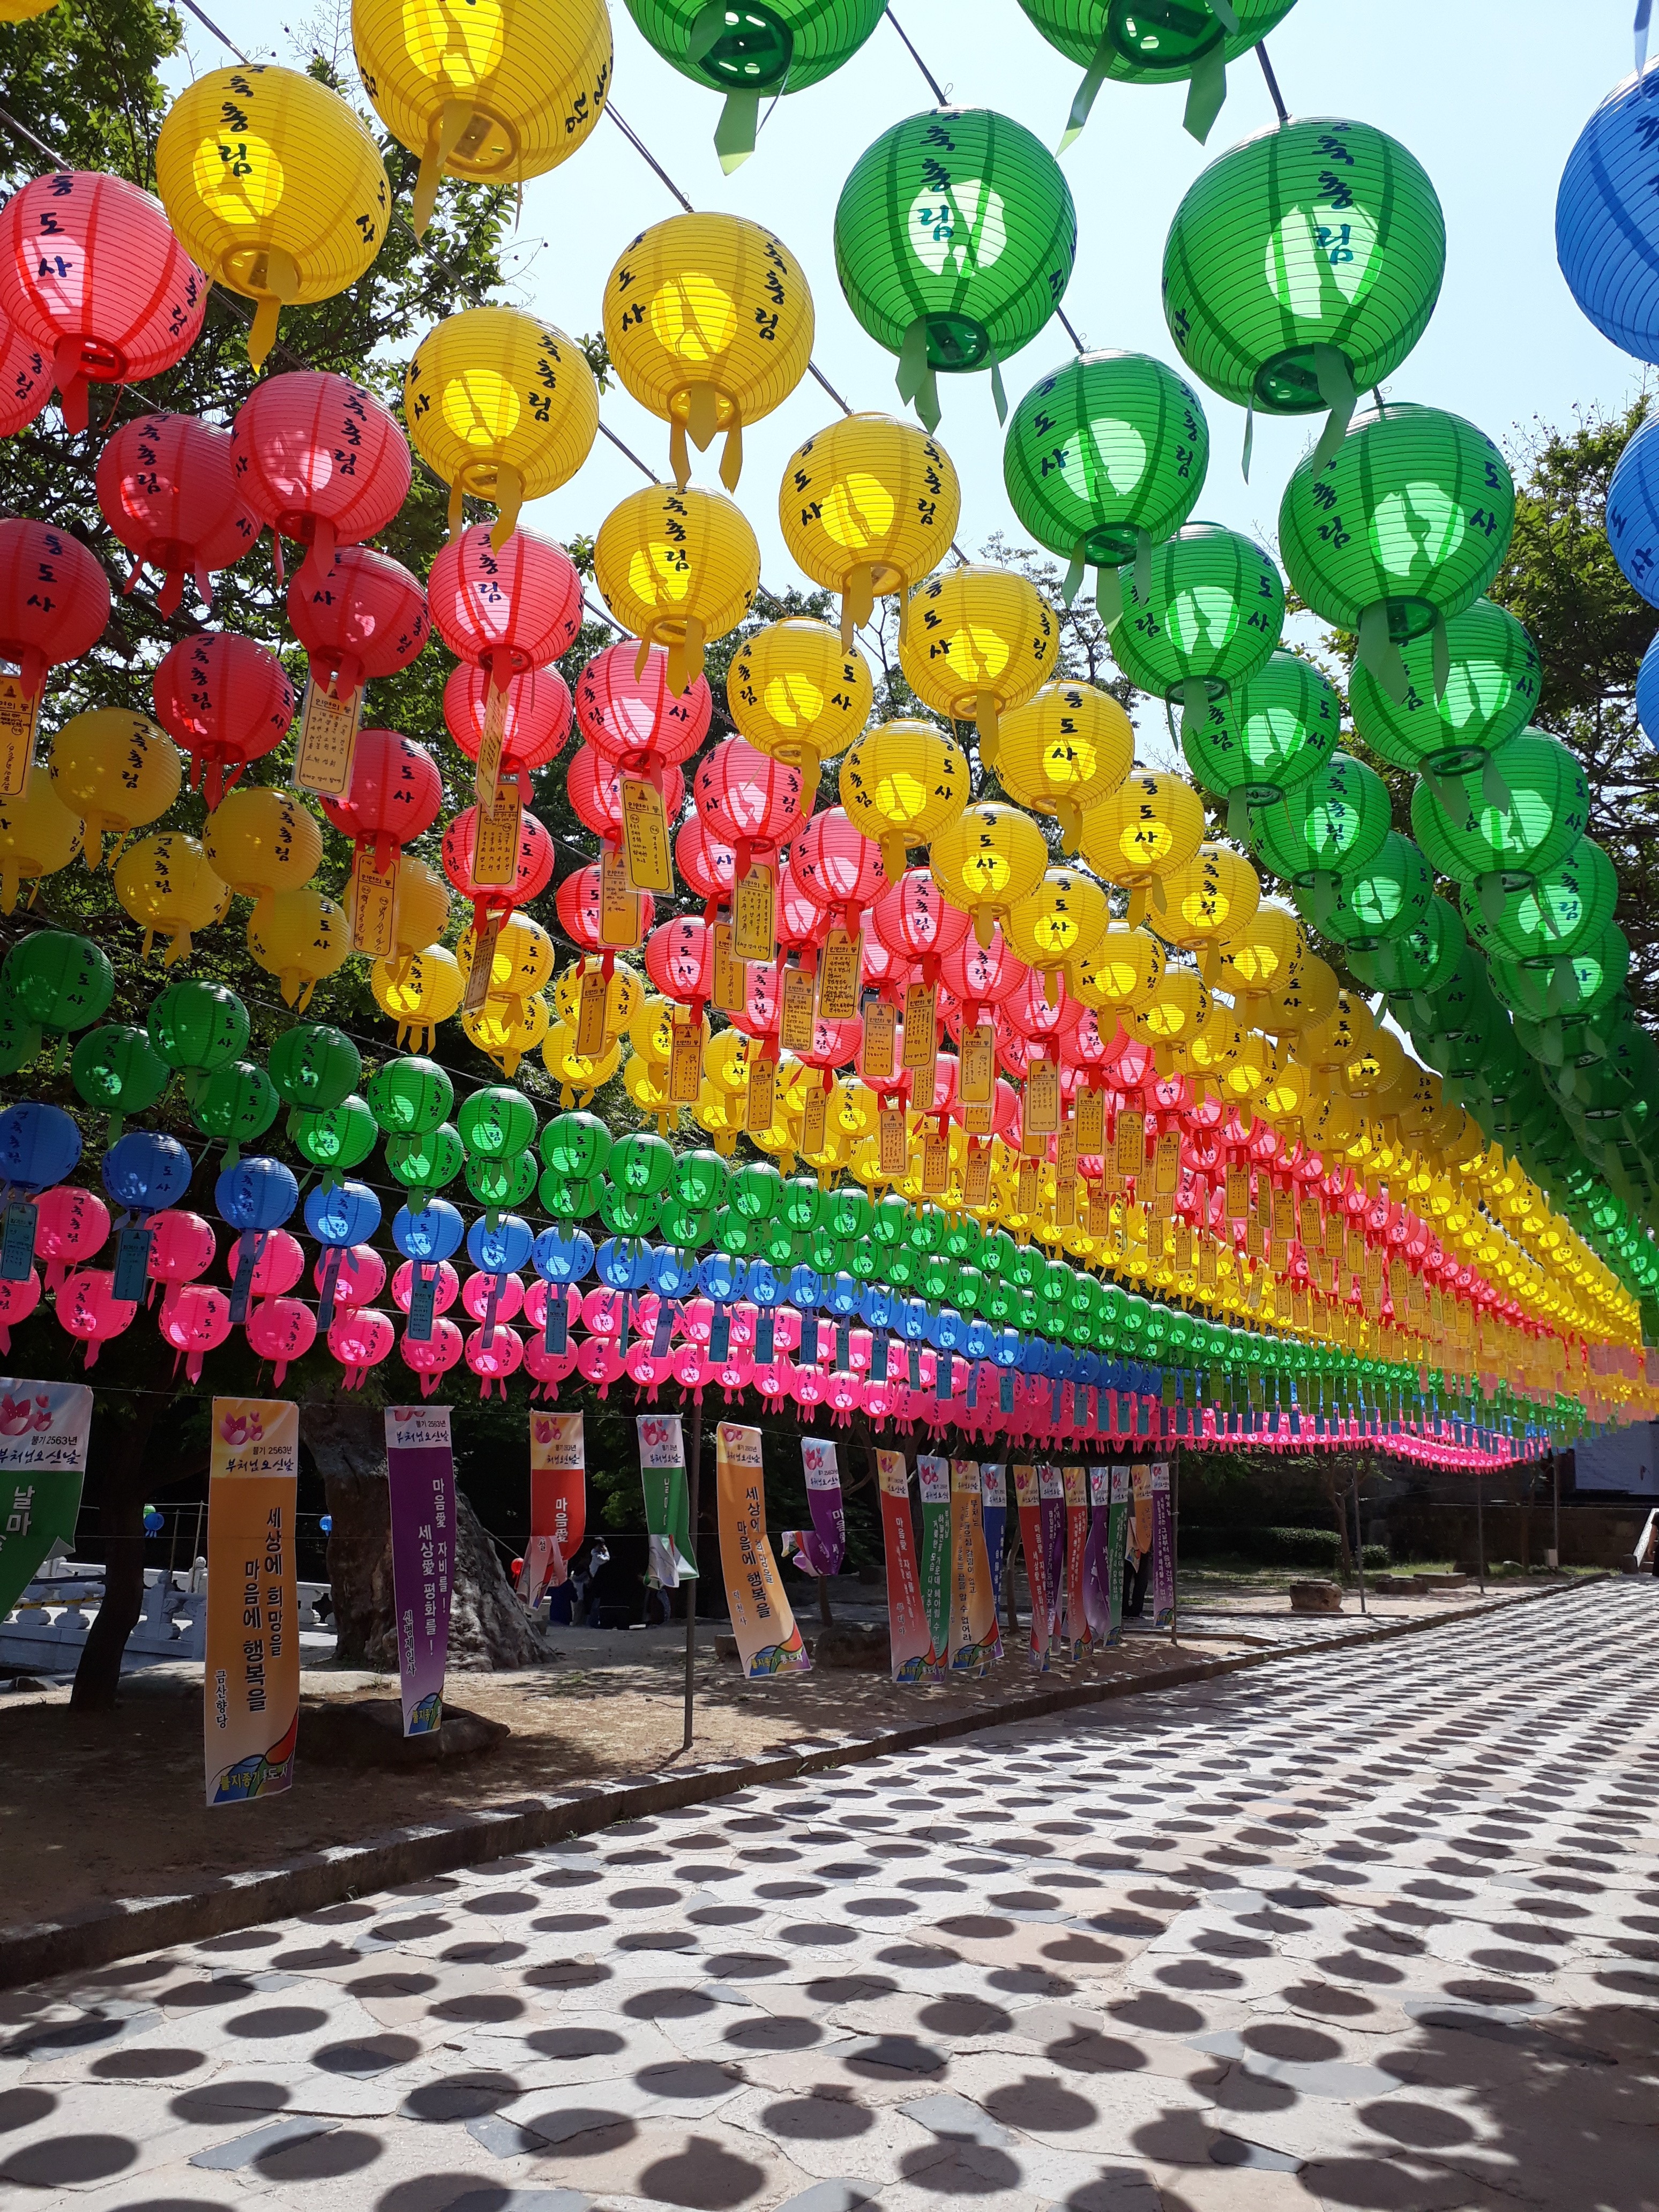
472, 783, 522, 889
711, 921, 745, 1014
0, 1200, 33, 1283
836, 1317, 852, 1371
316, 1244, 344, 1331
1155, 1128, 1181, 1192
801, 1080, 828, 1157
576, 963, 609, 1058
228, 1232, 260, 1326
1074, 1087, 1105, 1155
965, 1146, 992, 1209
961, 1101, 993, 1137
1225, 1162, 1249, 1219
961, 1021, 995, 1105
862, 997, 897, 1080
349, 846, 399, 958
908, 1342, 924, 1388
600, 846, 641, 948
462, 909, 504, 1012
1026, 1055, 1060, 1135
1055, 1178, 1077, 1229
0, 677, 39, 799
756, 1309, 775, 1362
817, 927, 862, 1020
475, 683, 510, 813
544, 1289, 569, 1354
407, 1262, 438, 1343
746, 1052, 776, 1132
921, 1126, 950, 1194
780, 965, 816, 1052
1057, 1124, 1078, 1188
294, 678, 362, 796
731, 863, 776, 962
902, 981, 938, 1074
1173, 1217, 1193, 1272
621, 775, 673, 894
878, 1101, 908, 1177
111, 1221, 153, 1303
1116, 1107, 1146, 1177
1087, 1188, 1112, 1237
668, 1017, 703, 1105
1017, 1156, 1041, 1215
870, 1334, 888, 1381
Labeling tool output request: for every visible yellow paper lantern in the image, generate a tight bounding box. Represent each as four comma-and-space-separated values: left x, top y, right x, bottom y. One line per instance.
929, 801, 1049, 946
1256, 1053, 1314, 1126
727, 617, 873, 787
593, 483, 760, 696
1187, 1009, 1243, 1087
780, 412, 961, 646
457, 912, 555, 1016
1079, 771, 1206, 923
406, 306, 600, 544
542, 1019, 619, 1108
1005, 866, 1109, 993
1302, 990, 1377, 1081
1072, 922, 1164, 1014
603, 213, 813, 492
200, 787, 321, 911
113, 832, 229, 964
704, 1028, 753, 1095
0, 774, 81, 916
465, 990, 551, 1077
839, 716, 969, 880
625, 1047, 678, 1132
991, 681, 1133, 848
372, 941, 464, 1051
246, 885, 350, 1011
353, 0, 611, 234
388, 855, 452, 972
1157, 843, 1262, 975
49, 709, 182, 869
1344, 1027, 1409, 1103
1304, 1083, 1362, 1153
898, 565, 1056, 753
551, 958, 644, 1042
1252, 950, 1340, 1035
1128, 966, 1213, 1072
632, 993, 699, 1066
1219, 1029, 1281, 1108
157, 65, 390, 368
1213, 899, 1303, 1002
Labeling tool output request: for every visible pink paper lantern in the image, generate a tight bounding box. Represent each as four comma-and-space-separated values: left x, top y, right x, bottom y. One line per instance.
441, 801, 555, 935
0, 518, 110, 703
672, 1342, 709, 1400
574, 640, 712, 769
152, 631, 296, 810
427, 522, 584, 688
0, 1271, 40, 1356
466, 1320, 524, 1399
315, 1242, 385, 1310
567, 744, 686, 845
675, 814, 737, 911
159, 1281, 231, 1382
287, 544, 429, 701
319, 727, 444, 874
392, 1257, 459, 1314
790, 806, 886, 931
232, 371, 412, 582
461, 1269, 526, 1325
33, 1186, 110, 1296
712, 1349, 754, 1401
625, 1339, 673, 1400
577, 1333, 626, 1396
96, 412, 257, 617
692, 736, 805, 876
57, 1267, 137, 1366
791, 1365, 827, 1409
248, 1294, 317, 1386
146, 1210, 216, 1298
556, 861, 656, 952
525, 1329, 580, 1400
401, 1314, 465, 1398
645, 915, 715, 1008
521, 1279, 580, 1337
445, 661, 573, 793
227, 1228, 304, 1301
330, 1305, 395, 1389
580, 1286, 630, 1337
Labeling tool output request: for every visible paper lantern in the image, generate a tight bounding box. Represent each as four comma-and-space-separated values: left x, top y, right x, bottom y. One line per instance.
834, 108, 1077, 429
727, 618, 872, 788
0, 302, 47, 438
930, 801, 1048, 947
113, 832, 229, 964
871, 865, 970, 979
442, 803, 555, 933
266, 1021, 358, 1115
380, 857, 448, 973
49, 709, 181, 869
33, 1186, 109, 1297
1070, 921, 1162, 1015
57, 1269, 136, 1368
190, 1059, 279, 1165
0, 170, 205, 429
1212, 900, 1303, 1003
1018, 0, 1299, 147
593, 484, 760, 696
0, 1000, 38, 1078
568, 746, 687, 850
840, 718, 969, 883
693, 736, 805, 879
1350, 597, 1540, 785
0, 1267, 40, 1354
1078, 770, 1205, 918
0, 1102, 80, 1199
95, 412, 257, 616
1249, 750, 1391, 892
157, 65, 389, 367
446, 662, 573, 794
428, 521, 584, 691
459, 913, 555, 1017
287, 545, 429, 703
1005, 866, 1109, 994
201, 786, 322, 913
780, 412, 961, 646
226, 1229, 305, 1302
1182, 649, 1339, 829
1313, 830, 1434, 951
1462, 838, 1618, 966
406, 305, 599, 543
1557, 59, 1659, 363
1492, 923, 1631, 1025
1410, 731, 1590, 901
99, 1130, 191, 1219
330, 1305, 396, 1389
247, 1295, 317, 1386
231, 370, 410, 579
152, 632, 296, 809
1, 930, 112, 1058
140, 1211, 213, 1297
573, 640, 710, 771
318, 1242, 386, 1310
0, 774, 81, 916
1279, 402, 1514, 699
247, 886, 350, 1010
624, 0, 884, 167
354, 0, 611, 229
898, 565, 1057, 753
1003, 350, 1209, 611
789, 806, 885, 932
1109, 521, 1283, 733
1156, 844, 1262, 973
542, 1020, 621, 1109
993, 681, 1133, 848
556, 864, 656, 954
0, 519, 109, 703
402, 1314, 465, 1396
70, 1023, 169, 1139
146, 980, 249, 1101
367, 1053, 453, 1137
387, 1120, 465, 1197
372, 944, 464, 1050
318, 729, 443, 872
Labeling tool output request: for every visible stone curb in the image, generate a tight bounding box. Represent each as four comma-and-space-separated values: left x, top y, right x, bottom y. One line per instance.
0, 1579, 1590, 1992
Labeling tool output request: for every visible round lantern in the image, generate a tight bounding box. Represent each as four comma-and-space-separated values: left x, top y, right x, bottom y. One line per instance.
157, 65, 390, 367
95, 412, 257, 616
1312, 830, 1434, 951
147, 979, 249, 1100
1005, 866, 1109, 992
1349, 597, 1540, 778
318, 729, 443, 873
429, 521, 584, 691
693, 736, 805, 879
840, 718, 970, 881
1249, 750, 1392, 893
0, 303, 47, 439
1462, 837, 1618, 967
568, 747, 687, 851
624, 0, 884, 167
789, 806, 886, 934
200, 787, 322, 914
780, 412, 961, 645
1, 930, 111, 1059
1108, 520, 1283, 728
71, 1023, 169, 1139
0, 171, 206, 429
593, 484, 760, 696
231, 370, 410, 578
113, 832, 229, 964
367, 1054, 454, 1137
993, 680, 1133, 847
330, 1306, 396, 1390
1078, 770, 1206, 917
386, 855, 451, 967
727, 618, 873, 787
898, 565, 1057, 754
573, 640, 710, 771
1003, 350, 1209, 610
1278, 402, 1515, 698
1557, 59, 1659, 363
267, 1020, 359, 1114
1072, 922, 1163, 1017
248, 1296, 317, 1386
57, 1270, 136, 1369
1018, 0, 1298, 148
442, 803, 555, 932
1410, 731, 1590, 902
191, 1060, 279, 1166
0, 774, 81, 916
49, 709, 181, 870
152, 632, 296, 810
460, 915, 555, 1021
372, 944, 464, 1050
287, 545, 429, 704
833, 108, 1077, 428
447, 662, 574, 794
247, 887, 351, 1010
1182, 648, 1339, 829
0, 519, 109, 702
354, 0, 611, 229
556, 865, 656, 955
1156, 845, 1262, 972
99, 1128, 191, 1220
930, 801, 1048, 946
33, 1186, 109, 1297
406, 305, 600, 542
0, 1101, 81, 1196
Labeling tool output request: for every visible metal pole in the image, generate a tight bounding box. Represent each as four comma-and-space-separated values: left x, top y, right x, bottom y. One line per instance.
1551, 1449, 1561, 1571
1170, 1442, 1180, 1648
1475, 1466, 1486, 1595
682, 1399, 704, 1754
1351, 1472, 1367, 1615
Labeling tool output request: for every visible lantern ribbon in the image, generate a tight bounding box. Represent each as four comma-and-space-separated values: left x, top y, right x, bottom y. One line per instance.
1310, 345, 1359, 473
895, 320, 941, 435
1639, 0, 1653, 72
1183, 47, 1229, 146
1357, 603, 1410, 704
413, 99, 476, 237
1093, 560, 1120, 626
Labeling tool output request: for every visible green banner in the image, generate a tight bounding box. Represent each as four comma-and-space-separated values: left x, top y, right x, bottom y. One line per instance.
917, 1453, 952, 1679
0, 1382, 93, 1618
637, 1412, 697, 1586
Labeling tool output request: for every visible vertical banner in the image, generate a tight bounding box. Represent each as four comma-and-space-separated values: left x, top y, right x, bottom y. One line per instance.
876, 1448, 932, 1683
1038, 1465, 1066, 1657
1105, 1466, 1130, 1645
204, 1399, 299, 1806
980, 1463, 1007, 1601
385, 1404, 454, 1736
0, 1381, 92, 1617
526, 1410, 586, 1603
916, 1454, 953, 1676
785, 1437, 846, 1576
638, 1411, 697, 1586
948, 1459, 998, 1676
1012, 1464, 1049, 1673
1151, 1459, 1175, 1629
1127, 1462, 1155, 1620
715, 1422, 809, 1678
1082, 1465, 1112, 1645
1062, 1464, 1090, 1656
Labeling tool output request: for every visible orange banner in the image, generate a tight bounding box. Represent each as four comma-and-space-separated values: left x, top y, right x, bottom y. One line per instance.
715, 1421, 809, 1679
948, 1459, 999, 1676
204, 1398, 299, 1807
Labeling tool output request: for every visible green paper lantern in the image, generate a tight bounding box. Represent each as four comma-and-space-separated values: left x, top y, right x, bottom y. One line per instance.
540, 1111, 611, 1180
1513, 997, 1632, 1074
806, 1224, 843, 1274
907, 1201, 945, 1253
192, 1059, 279, 1166
731, 1160, 782, 1220
614, 1133, 679, 1197
288, 1094, 378, 1184
1311, 831, 1433, 950
1002, 349, 1209, 608
71, 1023, 169, 1139
366, 1055, 454, 1137
1019, 0, 1299, 150
0, 1001, 40, 1078
1409, 731, 1588, 902
624, 0, 885, 170
459, 1085, 537, 1160
1407, 944, 1500, 1080
1162, 116, 1443, 447
826, 1184, 872, 1241
600, 1179, 663, 1237
659, 1196, 715, 1247
387, 1122, 466, 1194
1350, 598, 1538, 776
943, 1210, 982, 1260
466, 1147, 539, 1213
1461, 836, 1618, 966
676, 1148, 731, 1213
1491, 923, 1629, 1023
834, 107, 1077, 429
980, 1225, 1018, 1277
1109, 520, 1283, 734
147, 980, 249, 1097
540, 1168, 604, 1221
1182, 647, 1339, 825
1349, 893, 1464, 998
1, 931, 114, 1056
1249, 750, 1390, 886
714, 1206, 758, 1257
1279, 402, 1514, 695
268, 1022, 360, 1113
782, 1174, 823, 1231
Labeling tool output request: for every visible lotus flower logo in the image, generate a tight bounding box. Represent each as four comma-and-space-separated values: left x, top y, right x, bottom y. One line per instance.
0, 1393, 51, 1437
218, 1408, 265, 1448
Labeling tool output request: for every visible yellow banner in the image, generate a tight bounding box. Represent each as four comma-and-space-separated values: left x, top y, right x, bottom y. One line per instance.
948, 1459, 999, 1676
715, 1422, 809, 1679
204, 1399, 300, 1807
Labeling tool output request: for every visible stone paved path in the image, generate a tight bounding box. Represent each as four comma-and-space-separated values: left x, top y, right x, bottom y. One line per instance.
2, 1582, 1655, 2212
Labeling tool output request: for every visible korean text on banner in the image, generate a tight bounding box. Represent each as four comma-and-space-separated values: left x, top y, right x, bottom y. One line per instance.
204, 1399, 299, 1807
1012, 1466, 1049, 1673
1105, 1466, 1130, 1646
1151, 1459, 1175, 1628
526, 1409, 585, 1603
385, 1404, 454, 1737
948, 1459, 999, 1676
1062, 1464, 1090, 1656
916, 1454, 953, 1675
0, 1380, 92, 1619
876, 1449, 933, 1683
1082, 1465, 1112, 1643
784, 1437, 846, 1576
1038, 1464, 1066, 1657
980, 1463, 1007, 1598
638, 1411, 697, 1587
715, 1422, 809, 1679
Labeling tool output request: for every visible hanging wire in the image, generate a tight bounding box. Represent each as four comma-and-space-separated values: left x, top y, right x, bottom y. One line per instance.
177, 0, 251, 64
1256, 42, 1290, 125
884, 6, 948, 104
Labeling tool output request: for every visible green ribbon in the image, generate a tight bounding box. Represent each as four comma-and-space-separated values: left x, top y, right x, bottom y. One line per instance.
1357, 603, 1409, 703
1063, 542, 1086, 606
1095, 561, 1123, 627
714, 89, 763, 171
1226, 786, 1250, 840
1059, 32, 1114, 153
1134, 526, 1153, 603
1479, 753, 1514, 813
1184, 44, 1228, 143
1241, 402, 1254, 482
895, 318, 940, 432
1310, 343, 1358, 471
989, 350, 1008, 425
1178, 676, 1209, 742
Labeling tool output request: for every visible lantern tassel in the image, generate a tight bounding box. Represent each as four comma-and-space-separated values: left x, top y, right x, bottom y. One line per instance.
1241, 403, 1254, 482
446, 479, 466, 537
714, 89, 762, 172
488, 462, 524, 551
1094, 562, 1122, 628
1135, 527, 1153, 604
1178, 676, 1209, 743
1357, 603, 1409, 704
1639, 0, 1652, 72
414, 98, 475, 237
895, 319, 940, 433
1310, 345, 1358, 471
668, 418, 691, 494
53, 339, 89, 433
842, 563, 877, 648
1431, 608, 1451, 701
1059, 33, 1112, 152
988, 352, 1008, 426
720, 416, 743, 492
1183, 46, 1228, 144
1062, 542, 1085, 606
248, 294, 282, 372
975, 690, 1000, 765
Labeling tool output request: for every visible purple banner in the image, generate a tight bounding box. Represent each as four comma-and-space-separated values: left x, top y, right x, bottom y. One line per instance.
1083, 1465, 1112, 1643
1038, 1466, 1066, 1655
786, 1437, 846, 1576
1150, 1459, 1175, 1630
386, 1404, 455, 1736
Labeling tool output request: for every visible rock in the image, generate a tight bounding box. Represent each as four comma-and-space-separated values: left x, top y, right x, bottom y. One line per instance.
809, 1623, 888, 1670
1289, 1580, 1343, 1614
300, 1697, 511, 1769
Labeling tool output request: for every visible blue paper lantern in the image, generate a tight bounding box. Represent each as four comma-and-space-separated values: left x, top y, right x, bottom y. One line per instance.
319, 1514, 333, 1535
788, 1264, 824, 1312
0, 1101, 82, 1194
990, 1326, 1022, 1369
1557, 63, 1659, 363
745, 1258, 784, 1307
305, 1179, 382, 1249
101, 1129, 190, 1216
861, 1282, 894, 1332
594, 1235, 653, 1290
531, 1224, 593, 1284
965, 1317, 995, 1362
143, 1505, 165, 1535
929, 1306, 967, 1353
699, 1250, 744, 1302
652, 1245, 700, 1299
1604, 409, 1659, 605
1638, 629, 1659, 749
394, 1198, 465, 1265
215, 1156, 299, 1232
470, 1213, 535, 1278
825, 1271, 861, 1317
896, 1296, 929, 1343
